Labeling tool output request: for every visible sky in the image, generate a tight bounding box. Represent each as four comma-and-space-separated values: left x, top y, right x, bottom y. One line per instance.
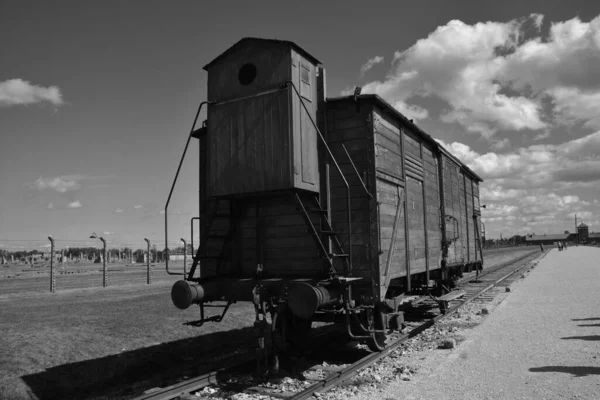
1, 0, 599, 252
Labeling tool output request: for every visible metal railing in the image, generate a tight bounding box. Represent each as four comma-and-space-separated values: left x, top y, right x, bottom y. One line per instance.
284, 81, 354, 275
164, 101, 211, 276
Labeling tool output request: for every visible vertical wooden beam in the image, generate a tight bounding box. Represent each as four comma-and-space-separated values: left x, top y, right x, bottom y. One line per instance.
471, 180, 477, 261
463, 174, 470, 262
437, 155, 447, 259
421, 143, 430, 286
400, 129, 411, 292
382, 187, 405, 297
366, 111, 380, 300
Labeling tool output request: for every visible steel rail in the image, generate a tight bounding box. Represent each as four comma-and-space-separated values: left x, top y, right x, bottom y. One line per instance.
133, 251, 547, 400
288, 251, 548, 400
132, 370, 222, 400
458, 249, 539, 286
131, 357, 254, 400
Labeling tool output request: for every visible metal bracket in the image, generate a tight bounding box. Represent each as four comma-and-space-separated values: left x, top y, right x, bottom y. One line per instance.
184, 301, 233, 327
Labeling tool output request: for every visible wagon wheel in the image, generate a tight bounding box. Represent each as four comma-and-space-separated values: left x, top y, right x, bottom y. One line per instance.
366, 306, 387, 352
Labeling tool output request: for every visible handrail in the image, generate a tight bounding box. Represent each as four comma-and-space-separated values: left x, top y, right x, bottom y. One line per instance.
164, 101, 211, 276
283, 81, 353, 275
190, 217, 200, 264
341, 143, 373, 199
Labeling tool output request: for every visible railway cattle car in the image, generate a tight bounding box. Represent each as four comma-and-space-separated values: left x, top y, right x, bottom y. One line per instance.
167, 38, 484, 354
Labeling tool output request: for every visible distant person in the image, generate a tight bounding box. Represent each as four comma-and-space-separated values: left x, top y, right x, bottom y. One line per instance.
563, 241, 567, 250
540, 243, 544, 252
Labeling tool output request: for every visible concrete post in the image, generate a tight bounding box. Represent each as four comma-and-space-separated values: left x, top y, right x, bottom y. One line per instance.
145, 239, 151, 284
101, 239, 107, 287
48, 237, 55, 293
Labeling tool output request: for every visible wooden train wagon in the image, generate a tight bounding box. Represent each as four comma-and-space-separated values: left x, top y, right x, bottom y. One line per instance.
325, 95, 484, 304
168, 38, 484, 352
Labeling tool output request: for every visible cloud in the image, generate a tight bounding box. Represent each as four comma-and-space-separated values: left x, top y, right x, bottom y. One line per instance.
359, 14, 600, 137
360, 56, 384, 76
67, 201, 82, 209
133, 205, 143, 209
392, 101, 429, 120
115, 208, 124, 213
103, 231, 114, 236
533, 131, 551, 141
441, 130, 600, 187
28, 175, 85, 193
0, 79, 63, 107
531, 13, 544, 30
491, 138, 510, 150
439, 132, 600, 236
47, 203, 54, 210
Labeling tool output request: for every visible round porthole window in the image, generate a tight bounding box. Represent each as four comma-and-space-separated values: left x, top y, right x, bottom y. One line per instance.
238, 63, 257, 85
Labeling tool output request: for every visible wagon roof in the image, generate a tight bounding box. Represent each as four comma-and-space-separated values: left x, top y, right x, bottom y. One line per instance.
327, 94, 483, 182
203, 37, 321, 71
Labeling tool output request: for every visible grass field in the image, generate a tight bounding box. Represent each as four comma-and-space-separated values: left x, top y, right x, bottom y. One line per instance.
0, 247, 540, 400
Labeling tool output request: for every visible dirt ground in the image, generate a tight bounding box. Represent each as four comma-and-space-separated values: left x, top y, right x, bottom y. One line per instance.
0, 280, 257, 400
0, 246, 540, 400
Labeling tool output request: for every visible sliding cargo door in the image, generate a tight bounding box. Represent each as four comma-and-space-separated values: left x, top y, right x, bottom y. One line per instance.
377, 178, 406, 294
442, 156, 465, 265
422, 146, 441, 271
406, 176, 426, 275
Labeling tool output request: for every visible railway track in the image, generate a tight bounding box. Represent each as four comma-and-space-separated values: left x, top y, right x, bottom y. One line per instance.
131, 250, 549, 400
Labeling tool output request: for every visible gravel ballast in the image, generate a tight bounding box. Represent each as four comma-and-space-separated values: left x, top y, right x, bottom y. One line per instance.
363, 246, 600, 400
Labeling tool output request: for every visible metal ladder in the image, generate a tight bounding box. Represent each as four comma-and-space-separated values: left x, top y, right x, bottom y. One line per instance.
186, 199, 234, 281
294, 192, 350, 277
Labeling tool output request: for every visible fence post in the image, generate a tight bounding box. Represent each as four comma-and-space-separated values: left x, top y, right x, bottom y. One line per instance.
48, 236, 55, 293
102, 239, 107, 287
144, 238, 151, 284
89, 233, 107, 287
181, 238, 187, 279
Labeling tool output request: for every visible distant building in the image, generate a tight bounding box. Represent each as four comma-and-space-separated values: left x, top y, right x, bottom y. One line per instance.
577, 223, 589, 243
525, 233, 576, 246
508, 235, 526, 245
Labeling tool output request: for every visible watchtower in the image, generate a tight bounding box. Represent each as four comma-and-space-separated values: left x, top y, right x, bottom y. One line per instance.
202, 38, 323, 197
578, 222, 589, 243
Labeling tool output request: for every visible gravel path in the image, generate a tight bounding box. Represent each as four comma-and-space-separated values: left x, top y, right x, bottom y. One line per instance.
367, 246, 600, 400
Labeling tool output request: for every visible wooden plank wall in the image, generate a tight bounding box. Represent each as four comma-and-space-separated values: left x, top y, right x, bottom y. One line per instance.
326, 102, 374, 280
458, 172, 468, 263
207, 89, 292, 196
207, 41, 291, 103
406, 175, 427, 274
465, 177, 476, 261
291, 50, 320, 192
373, 115, 403, 179
200, 200, 233, 277
239, 196, 322, 277
442, 156, 465, 264
373, 113, 406, 284
422, 145, 441, 270
377, 179, 406, 281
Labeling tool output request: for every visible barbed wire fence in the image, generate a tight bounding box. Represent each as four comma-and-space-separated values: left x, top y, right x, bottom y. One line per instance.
0, 236, 197, 293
